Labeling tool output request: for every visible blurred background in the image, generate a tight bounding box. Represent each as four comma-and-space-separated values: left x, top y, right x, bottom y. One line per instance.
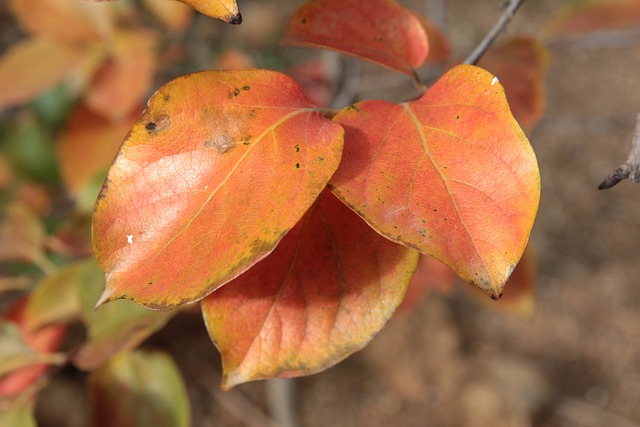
2, 0, 640, 426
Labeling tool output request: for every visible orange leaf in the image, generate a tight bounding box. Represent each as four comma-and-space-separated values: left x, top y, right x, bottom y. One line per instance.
58, 104, 137, 209
85, 30, 157, 121
93, 69, 344, 309
9, 0, 114, 43
0, 298, 66, 397
282, 0, 428, 76
548, 0, 640, 36
399, 255, 456, 312
416, 13, 451, 64
177, 0, 241, 24
0, 37, 87, 111
479, 37, 549, 133
202, 190, 418, 389
330, 64, 540, 299
141, 0, 193, 30
466, 245, 536, 317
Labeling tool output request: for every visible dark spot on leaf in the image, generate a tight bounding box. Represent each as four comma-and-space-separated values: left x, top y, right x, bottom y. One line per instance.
456, 115, 460, 120
233, 88, 240, 96
204, 135, 235, 154
229, 13, 242, 25
348, 104, 360, 112
242, 85, 250, 91
148, 281, 153, 285
242, 135, 252, 145
164, 95, 170, 102
145, 122, 157, 131
295, 144, 300, 152
317, 156, 324, 162
295, 163, 301, 169
144, 114, 170, 133
301, 18, 307, 24
374, 36, 383, 42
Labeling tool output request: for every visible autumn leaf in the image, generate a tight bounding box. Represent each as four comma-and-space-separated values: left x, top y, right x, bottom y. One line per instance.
85, 30, 157, 121
330, 64, 540, 299
202, 190, 418, 389
466, 246, 537, 317
85, 0, 241, 24
479, 37, 549, 133
57, 104, 137, 211
9, 0, 114, 43
92, 69, 344, 309
88, 350, 190, 427
547, 0, 640, 36
416, 13, 452, 64
141, 0, 193, 30
0, 203, 55, 274
0, 298, 66, 398
0, 37, 88, 111
177, 0, 241, 24
282, 0, 428, 76
399, 255, 456, 312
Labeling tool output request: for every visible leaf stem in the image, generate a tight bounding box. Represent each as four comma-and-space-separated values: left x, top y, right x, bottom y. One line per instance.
463, 0, 527, 65
599, 112, 640, 189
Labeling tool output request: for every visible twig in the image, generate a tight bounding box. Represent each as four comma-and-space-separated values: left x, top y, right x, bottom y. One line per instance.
463, 0, 527, 65
266, 379, 299, 427
599, 112, 640, 189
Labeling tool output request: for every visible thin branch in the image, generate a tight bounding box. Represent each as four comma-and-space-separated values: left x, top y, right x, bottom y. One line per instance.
463, 0, 527, 65
266, 379, 299, 427
599, 112, 640, 190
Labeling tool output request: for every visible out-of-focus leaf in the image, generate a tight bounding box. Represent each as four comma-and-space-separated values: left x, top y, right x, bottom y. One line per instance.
0, 37, 87, 112
85, 30, 156, 121
0, 203, 54, 274
399, 255, 456, 312
202, 190, 418, 389
215, 49, 255, 70
25, 261, 94, 331
288, 60, 333, 108
141, 0, 193, 30
9, 0, 114, 43
93, 69, 344, 310
1, 112, 59, 185
479, 37, 549, 133
283, 0, 428, 76
0, 277, 33, 294
547, 0, 640, 36
57, 104, 135, 211
330, 65, 540, 299
177, 0, 241, 24
86, 0, 240, 24
88, 350, 190, 427
466, 246, 536, 317
0, 398, 36, 427
416, 13, 451, 64
0, 299, 66, 397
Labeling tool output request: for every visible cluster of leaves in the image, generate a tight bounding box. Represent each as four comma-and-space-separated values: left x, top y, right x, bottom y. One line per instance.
2, 0, 633, 424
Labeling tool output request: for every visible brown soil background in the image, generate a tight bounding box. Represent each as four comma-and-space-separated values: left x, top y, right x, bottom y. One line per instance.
4, 0, 640, 426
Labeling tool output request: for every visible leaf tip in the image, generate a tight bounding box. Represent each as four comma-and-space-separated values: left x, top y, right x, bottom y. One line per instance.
228, 12, 242, 25
95, 287, 116, 308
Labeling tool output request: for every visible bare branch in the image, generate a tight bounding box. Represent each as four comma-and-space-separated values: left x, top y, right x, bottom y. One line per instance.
599, 112, 640, 190
463, 0, 527, 65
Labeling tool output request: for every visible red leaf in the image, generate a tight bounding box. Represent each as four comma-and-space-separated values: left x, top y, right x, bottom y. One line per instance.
479, 37, 549, 133
202, 190, 418, 389
330, 64, 540, 299
85, 30, 157, 121
282, 0, 428, 76
93, 69, 344, 309
416, 13, 451, 64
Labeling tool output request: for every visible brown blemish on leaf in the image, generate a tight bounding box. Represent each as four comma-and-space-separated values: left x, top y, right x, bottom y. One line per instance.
144, 114, 170, 134
295, 163, 301, 169
242, 85, 250, 91
205, 135, 235, 154
233, 88, 241, 97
